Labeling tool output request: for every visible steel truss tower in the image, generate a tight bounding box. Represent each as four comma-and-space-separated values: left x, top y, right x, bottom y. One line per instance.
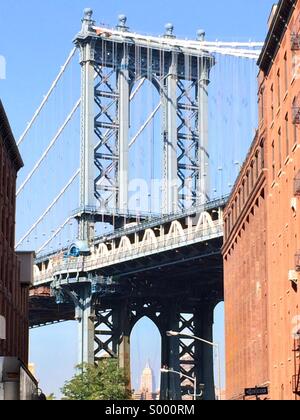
65, 9, 219, 400
75, 9, 214, 241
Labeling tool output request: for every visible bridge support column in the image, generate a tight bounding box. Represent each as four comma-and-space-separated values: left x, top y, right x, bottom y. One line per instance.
160, 304, 181, 400
94, 302, 131, 392
194, 304, 215, 400
196, 64, 210, 204
163, 52, 178, 214
118, 46, 130, 213
113, 302, 131, 391
78, 31, 96, 242
75, 284, 95, 366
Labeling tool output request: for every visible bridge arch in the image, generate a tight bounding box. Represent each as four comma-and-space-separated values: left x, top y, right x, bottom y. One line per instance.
195, 211, 216, 234
117, 236, 132, 255
167, 220, 186, 243
129, 74, 162, 96
130, 316, 161, 395
140, 228, 158, 252
95, 243, 109, 258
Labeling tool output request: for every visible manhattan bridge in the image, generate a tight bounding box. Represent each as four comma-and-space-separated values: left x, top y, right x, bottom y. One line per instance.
16, 9, 263, 400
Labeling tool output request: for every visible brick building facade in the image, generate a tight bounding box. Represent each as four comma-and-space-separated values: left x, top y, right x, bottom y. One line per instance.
0, 100, 32, 365
223, 0, 300, 400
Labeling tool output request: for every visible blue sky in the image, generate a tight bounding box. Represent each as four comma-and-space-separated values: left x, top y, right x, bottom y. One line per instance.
0, 0, 276, 398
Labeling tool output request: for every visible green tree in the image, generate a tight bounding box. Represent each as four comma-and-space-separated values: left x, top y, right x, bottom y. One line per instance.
61, 359, 131, 400
46, 393, 56, 400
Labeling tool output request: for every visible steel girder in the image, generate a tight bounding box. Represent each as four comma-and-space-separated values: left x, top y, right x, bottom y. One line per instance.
76, 27, 214, 220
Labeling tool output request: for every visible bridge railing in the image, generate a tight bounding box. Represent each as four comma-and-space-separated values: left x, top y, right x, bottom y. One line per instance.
33, 220, 223, 285
86, 221, 223, 271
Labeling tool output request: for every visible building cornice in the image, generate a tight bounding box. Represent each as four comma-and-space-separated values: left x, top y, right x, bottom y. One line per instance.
258, 0, 297, 75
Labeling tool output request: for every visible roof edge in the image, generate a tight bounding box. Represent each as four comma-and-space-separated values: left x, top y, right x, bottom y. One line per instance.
0, 100, 24, 171
257, 0, 297, 74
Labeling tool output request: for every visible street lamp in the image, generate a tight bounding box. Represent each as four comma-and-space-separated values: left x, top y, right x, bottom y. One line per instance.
160, 368, 202, 401
166, 331, 222, 400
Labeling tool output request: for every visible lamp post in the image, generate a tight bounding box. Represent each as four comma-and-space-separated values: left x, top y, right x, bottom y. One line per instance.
160, 368, 200, 401
166, 331, 222, 400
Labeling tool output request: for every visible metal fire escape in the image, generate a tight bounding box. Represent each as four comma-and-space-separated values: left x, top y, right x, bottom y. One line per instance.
293, 335, 300, 398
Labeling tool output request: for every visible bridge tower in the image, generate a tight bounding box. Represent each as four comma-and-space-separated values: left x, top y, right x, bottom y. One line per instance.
59, 9, 217, 400
75, 9, 214, 242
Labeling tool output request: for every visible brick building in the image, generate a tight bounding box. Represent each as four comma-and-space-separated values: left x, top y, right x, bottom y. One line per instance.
223, 0, 300, 400
0, 100, 33, 365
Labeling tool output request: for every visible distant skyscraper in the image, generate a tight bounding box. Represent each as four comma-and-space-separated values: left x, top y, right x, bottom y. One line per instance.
141, 362, 154, 394
132, 362, 160, 400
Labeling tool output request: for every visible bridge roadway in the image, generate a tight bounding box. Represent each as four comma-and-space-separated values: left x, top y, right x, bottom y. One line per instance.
29, 196, 227, 328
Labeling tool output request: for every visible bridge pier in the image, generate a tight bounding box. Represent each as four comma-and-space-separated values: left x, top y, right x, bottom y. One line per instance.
194, 304, 216, 400
113, 301, 131, 389
160, 303, 182, 400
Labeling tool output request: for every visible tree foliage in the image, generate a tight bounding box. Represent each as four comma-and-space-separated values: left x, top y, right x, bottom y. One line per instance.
61, 359, 131, 400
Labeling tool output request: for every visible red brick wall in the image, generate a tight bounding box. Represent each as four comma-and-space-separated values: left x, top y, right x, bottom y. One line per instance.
223, 140, 269, 399
223, 0, 300, 400
0, 122, 29, 365
262, 2, 300, 400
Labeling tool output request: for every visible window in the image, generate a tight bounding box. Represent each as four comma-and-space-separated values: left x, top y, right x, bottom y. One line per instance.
271, 84, 274, 120
277, 69, 281, 107
255, 152, 259, 179
242, 181, 245, 205
250, 162, 254, 187
0, 315, 5, 340
272, 140, 275, 180
278, 128, 282, 169
259, 88, 264, 121
293, 96, 300, 125
260, 139, 265, 169
293, 97, 299, 146
285, 113, 289, 156
246, 171, 250, 197
284, 52, 288, 93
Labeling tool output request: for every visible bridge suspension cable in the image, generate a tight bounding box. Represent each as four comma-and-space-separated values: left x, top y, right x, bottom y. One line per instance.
18, 72, 145, 198
201, 46, 261, 60
37, 216, 74, 255
17, 99, 81, 197
16, 170, 80, 249
129, 103, 161, 148
17, 47, 77, 147
200, 41, 264, 48
93, 25, 262, 60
